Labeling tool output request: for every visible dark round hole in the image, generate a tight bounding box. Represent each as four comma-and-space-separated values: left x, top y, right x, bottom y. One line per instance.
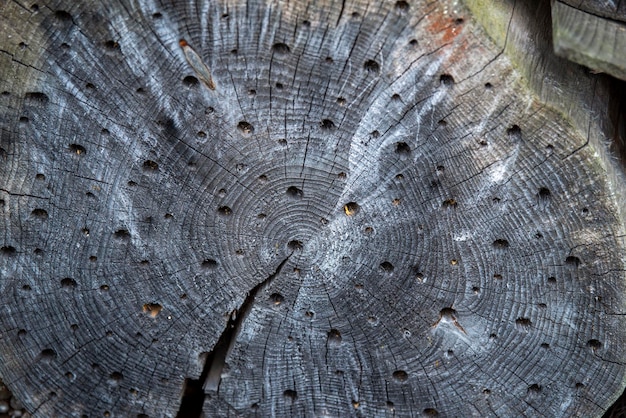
395, 142, 410, 155
286, 186, 303, 199
217, 206, 232, 216
344, 202, 360, 216
392, 370, 408, 382
288, 240, 303, 251
439, 74, 454, 86
272, 43, 290, 54
363, 60, 380, 73
237, 121, 254, 135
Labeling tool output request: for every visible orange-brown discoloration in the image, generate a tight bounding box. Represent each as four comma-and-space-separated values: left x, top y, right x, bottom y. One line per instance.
426, 9, 464, 44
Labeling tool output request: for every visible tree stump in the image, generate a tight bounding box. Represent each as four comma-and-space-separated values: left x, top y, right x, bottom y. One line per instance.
1, 0, 625, 416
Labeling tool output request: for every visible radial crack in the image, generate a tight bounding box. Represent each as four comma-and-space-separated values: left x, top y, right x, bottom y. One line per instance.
176, 256, 291, 417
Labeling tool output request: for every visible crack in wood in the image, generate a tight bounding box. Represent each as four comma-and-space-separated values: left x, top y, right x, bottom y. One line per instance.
176, 255, 291, 417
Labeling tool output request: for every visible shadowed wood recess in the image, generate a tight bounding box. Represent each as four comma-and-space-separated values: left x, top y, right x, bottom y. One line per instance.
0, 0, 625, 416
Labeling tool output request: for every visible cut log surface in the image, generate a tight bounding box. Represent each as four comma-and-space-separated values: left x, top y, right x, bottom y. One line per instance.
0, 0, 625, 417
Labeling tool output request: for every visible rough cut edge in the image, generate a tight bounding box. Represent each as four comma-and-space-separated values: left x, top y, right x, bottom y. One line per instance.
463, 0, 626, 412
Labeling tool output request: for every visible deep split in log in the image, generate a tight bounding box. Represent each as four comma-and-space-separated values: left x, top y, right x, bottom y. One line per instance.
0, 0, 625, 417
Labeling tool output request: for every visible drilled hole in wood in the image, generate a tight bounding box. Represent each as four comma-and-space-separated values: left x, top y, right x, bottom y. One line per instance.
40, 348, 56, 363
109, 372, 123, 384
272, 43, 290, 54
395, 1, 409, 12
237, 121, 254, 135
565, 256, 580, 266
439, 74, 454, 86
538, 187, 551, 200
114, 229, 131, 239
395, 142, 410, 155
363, 60, 380, 73
269, 293, 284, 305
60, 277, 77, 288
286, 186, 303, 199
104, 40, 120, 51
507, 124, 521, 137
143, 160, 159, 171
423, 408, 439, 417
69, 144, 86, 155
327, 329, 342, 346
587, 339, 602, 351
54, 9, 72, 20
31, 208, 48, 219
202, 258, 217, 269
527, 384, 542, 394
344, 202, 360, 216
143, 303, 162, 318
288, 240, 303, 251
182, 75, 198, 87
515, 317, 532, 331
380, 261, 394, 272
493, 239, 509, 249
1, 246, 16, 256
392, 370, 408, 382
283, 389, 297, 400
320, 119, 335, 129
217, 206, 232, 216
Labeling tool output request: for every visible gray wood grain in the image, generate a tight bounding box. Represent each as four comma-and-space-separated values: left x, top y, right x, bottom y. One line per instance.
0, 0, 624, 417
553, 0, 626, 81
561, 0, 626, 23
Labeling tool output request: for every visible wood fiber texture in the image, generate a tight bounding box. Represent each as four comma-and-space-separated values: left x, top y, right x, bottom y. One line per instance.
0, 0, 625, 417
553, 0, 626, 81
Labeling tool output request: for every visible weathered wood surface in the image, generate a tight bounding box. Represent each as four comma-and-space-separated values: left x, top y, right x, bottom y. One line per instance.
0, 0, 625, 417
560, 0, 626, 22
552, 0, 626, 81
